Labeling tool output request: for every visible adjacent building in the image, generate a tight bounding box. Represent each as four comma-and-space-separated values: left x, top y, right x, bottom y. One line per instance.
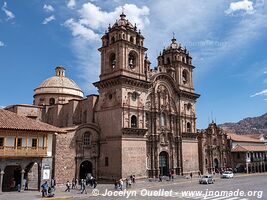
198, 122, 231, 174
0, 109, 64, 192
228, 133, 267, 173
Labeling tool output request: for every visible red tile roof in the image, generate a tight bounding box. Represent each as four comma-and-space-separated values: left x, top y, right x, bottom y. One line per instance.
0, 109, 65, 133
232, 144, 267, 152
227, 133, 262, 143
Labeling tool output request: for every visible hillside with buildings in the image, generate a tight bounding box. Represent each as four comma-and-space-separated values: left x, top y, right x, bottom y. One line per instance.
220, 113, 267, 136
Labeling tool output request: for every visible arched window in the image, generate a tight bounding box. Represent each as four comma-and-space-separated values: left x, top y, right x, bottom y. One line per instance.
83, 132, 91, 146
128, 52, 137, 69
111, 36, 115, 43
130, 36, 134, 43
49, 98, 55, 105
131, 115, 137, 128
166, 57, 171, 64
182, 70, 189, 84
186, 122, 191, 132
109, 53, 116, 69
187, 103, 192, 111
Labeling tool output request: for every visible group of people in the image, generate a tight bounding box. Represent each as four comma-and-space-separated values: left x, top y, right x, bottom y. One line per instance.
41, 178, 56, 198
64, 176, 97, 194
114, 175, 135, 190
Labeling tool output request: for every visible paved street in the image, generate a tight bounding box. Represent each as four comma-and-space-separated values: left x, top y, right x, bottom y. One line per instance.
0, 173, 266, 200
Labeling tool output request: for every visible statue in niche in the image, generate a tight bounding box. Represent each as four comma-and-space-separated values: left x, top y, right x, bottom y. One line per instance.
160, 130, 168, 145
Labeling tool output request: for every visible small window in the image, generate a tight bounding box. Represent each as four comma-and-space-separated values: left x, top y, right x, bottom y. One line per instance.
187, 103, 192, 111
186, 122, 191, 132
105, 157, 109, 167
49, 98, 55, 105
32, 138, 37, 148
16, 138, 22, 148
83, 132, 91, 146
131, 115, 137, 128
109, 53, 116, 69
166, 57, 171, 64
111, 36, 115, 43
182, 70, 189, 84
128, 52, 137, 69
205, 159, 208, 165
130, 36, 134, 43
0, 137, 4, 147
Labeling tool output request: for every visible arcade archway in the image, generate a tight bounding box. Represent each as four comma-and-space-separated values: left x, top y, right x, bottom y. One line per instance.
2, 165, 21, 192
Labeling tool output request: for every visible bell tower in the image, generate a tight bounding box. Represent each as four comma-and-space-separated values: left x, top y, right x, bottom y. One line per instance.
157, 36, 194, 93
98, 12, 147, 81
94, 13, 150, 180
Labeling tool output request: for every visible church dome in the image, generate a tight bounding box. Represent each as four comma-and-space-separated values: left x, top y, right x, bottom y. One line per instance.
34, 66, 84, 105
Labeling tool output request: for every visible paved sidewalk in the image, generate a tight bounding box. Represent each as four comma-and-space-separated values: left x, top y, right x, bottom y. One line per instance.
0, 173, 266, 200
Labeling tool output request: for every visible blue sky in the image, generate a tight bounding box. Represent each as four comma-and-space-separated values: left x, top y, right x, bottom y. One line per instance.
0, 0, 267, 129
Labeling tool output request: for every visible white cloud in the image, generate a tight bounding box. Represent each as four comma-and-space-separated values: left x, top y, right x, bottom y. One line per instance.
251, 89, 267, 97
43, 4, 54, 12
78, 3, 149, 31
64, 2, 150, 93
64, 18, 99, 41
225, 0, 254, 15
42, 15, 55, 25
64, 3, 149, 42
1, 2, 15, 20
67, 0, 76, 9
0, 41, 4, 47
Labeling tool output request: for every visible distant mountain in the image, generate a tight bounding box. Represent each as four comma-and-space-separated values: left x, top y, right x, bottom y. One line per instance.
219, 113, 267, 136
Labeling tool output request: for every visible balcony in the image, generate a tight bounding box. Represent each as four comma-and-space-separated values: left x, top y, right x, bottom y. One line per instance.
0, 146, 47, 157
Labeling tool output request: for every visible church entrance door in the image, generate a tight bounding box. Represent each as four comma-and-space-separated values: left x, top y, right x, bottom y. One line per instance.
159, 151, 169, 176
79, 161, 93, 180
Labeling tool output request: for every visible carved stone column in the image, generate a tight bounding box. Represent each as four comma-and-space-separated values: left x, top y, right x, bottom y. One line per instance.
0, 170, 4, 193
20, 169, 25, 192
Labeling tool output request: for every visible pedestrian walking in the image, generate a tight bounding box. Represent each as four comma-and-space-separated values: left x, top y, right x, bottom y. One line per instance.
51, 178, 56, 190
132, 175, 135, 183
168, 170, 172, 181
71, 178, 75, 189
65, 180, 71, 192
159, 174, 162, 182
75, 178, 78, 189
92, 177, 97, 188
114, 179, 118, 189
190, 172, 193, 179
171, 169, 174, 181
119, 179, 123, 190
80, 179, 87, 194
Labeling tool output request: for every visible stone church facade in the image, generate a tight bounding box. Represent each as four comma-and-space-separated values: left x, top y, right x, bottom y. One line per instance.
19, 13, 200, 184
198, 122, 231, 174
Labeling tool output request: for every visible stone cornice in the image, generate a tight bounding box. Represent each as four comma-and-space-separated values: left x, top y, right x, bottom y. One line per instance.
122, 128, 147, 137
93, 75, 151, 90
